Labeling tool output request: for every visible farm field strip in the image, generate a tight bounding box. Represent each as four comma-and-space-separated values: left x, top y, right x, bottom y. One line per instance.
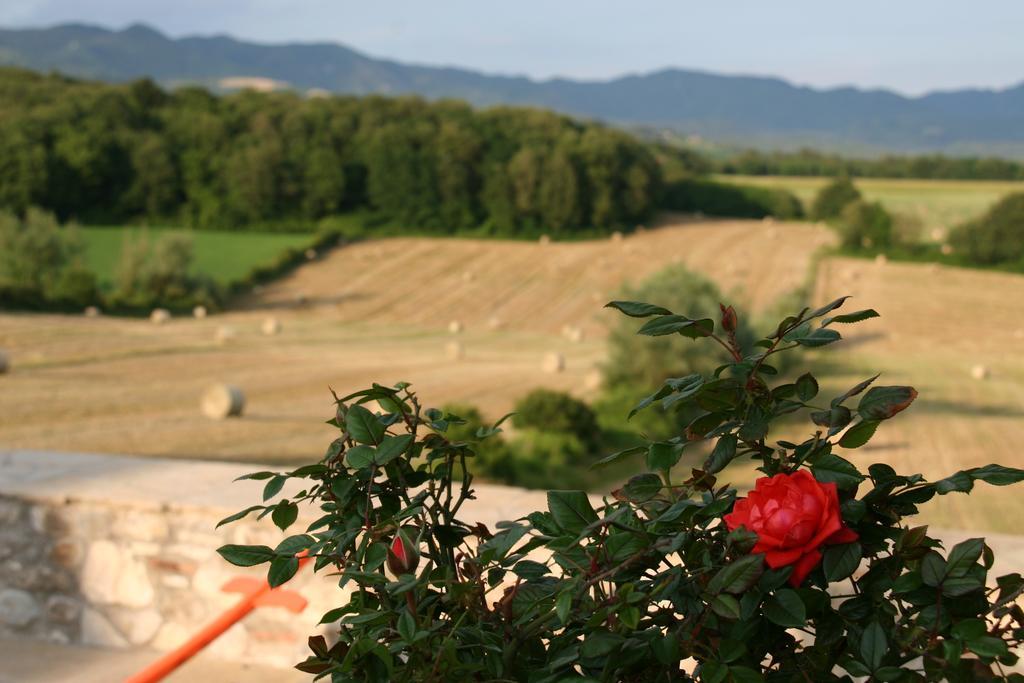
716, 174, 1024, 239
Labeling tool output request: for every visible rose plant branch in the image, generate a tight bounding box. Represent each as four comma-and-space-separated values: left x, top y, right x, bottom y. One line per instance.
218, 295, 1024, 682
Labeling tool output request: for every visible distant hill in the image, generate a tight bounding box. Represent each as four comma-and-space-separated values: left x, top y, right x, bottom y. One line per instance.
3, 22, 1024, 156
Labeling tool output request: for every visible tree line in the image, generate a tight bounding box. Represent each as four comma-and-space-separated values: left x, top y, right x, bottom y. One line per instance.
0, 68, 664, 235
715, 148, 1024, 181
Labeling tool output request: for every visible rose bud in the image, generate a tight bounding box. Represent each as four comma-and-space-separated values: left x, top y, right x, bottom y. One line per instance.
720, 303, 738, 333
386, 527, 421, 576
724, 470, 859, 587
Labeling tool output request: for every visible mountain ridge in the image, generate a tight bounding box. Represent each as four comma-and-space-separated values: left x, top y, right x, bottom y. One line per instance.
3, 22, 1024, 155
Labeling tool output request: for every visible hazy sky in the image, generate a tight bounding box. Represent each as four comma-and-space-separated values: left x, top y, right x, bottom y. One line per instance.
3, 1, 1023, 95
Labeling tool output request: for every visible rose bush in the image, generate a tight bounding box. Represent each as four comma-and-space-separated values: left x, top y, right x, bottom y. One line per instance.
219, 295, 1024, 682
725, 471, 859, 587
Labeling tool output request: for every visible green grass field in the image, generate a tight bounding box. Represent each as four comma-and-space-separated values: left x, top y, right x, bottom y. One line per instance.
80, 227, 317, 288
716, 175, 1024, 239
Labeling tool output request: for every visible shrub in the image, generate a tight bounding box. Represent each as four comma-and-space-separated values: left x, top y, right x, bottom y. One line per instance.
0, 207, 98, 309
949, 192, 1024, 265
512, 389, 599, 446
811, 176, 861, 220
836, 199, 895, 250
220, 296, 1024, 681
662, 178, 804, 219
110, 231, 219, 311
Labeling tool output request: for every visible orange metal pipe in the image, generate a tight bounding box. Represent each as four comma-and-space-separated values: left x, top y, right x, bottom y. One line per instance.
124, 553, 310, 683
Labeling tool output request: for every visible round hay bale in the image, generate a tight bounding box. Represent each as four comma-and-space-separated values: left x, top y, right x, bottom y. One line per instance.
192, 305, 208, 319
583, 370, 602, 391
538, 234, 551, 245
487, 316, 503, 330
0, 350, 8, 375
940, 243, 954, 256
304, 248, 317, 260
930, 227, 946, 242
448, 320, 463, 334
261, 317, 282, 336
214, 325, 237, 345
541, 352, 565, 374
563, 325, 584, 343
610, 231, 623, 243
970, 365, 990, 381
201, 384, 245, 419
150, 309, 171, 325
874, 254, 888, 266
445, 341, 464, 361
84, 306, 101, 318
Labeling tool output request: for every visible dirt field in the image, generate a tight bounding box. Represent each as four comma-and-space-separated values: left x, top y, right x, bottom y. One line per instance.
4, 217, 1024, 532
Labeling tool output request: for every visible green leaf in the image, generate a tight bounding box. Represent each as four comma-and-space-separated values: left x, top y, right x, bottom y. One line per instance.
952, 618, 987, 641
831, 375, 879, 407
921, 550, 946, 587
217, 544, 275, 567
838, 420, 880, 449
857, 386, 917, 421
547, 491, 598, 535
268, 555, 300, 588
637, 314, 713, 338
262, 475, 287, 501
966, 636, 1009, 659
622, 473, 662, 502
936, 471, 975, 494
860, 622, 887, 671
604, 300, 672, 317
795, 373, 819, 401
647, 441, 684, 471
810, 453, 865, 489
764, 590, 806, 628
555, 589, 572, 624
216, 505, 264, 529
711, 594, 741, 620
968, 464, 1024, 486
809, 296, 850, 319
823, 542, 861, 582
592, 445, 646, 469
375, 434, 413, 466
793, 327, 842, 348
345, 444, 376, 469
822, 309, 879, 326
234, 471, 276, 481
946, 538, 984, 578
275, 534, 315, 556
271, 501, 299, 531
728, 666, 763, 683
708, 554, 764, 595
704, 433, 738, 474
346, 404, 385, 445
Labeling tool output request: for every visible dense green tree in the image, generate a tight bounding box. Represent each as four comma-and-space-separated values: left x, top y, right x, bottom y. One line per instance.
811, 176, 862, 220
949, 193, 1024, 265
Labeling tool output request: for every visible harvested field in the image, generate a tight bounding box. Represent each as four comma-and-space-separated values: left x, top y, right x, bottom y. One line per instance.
0, 218, 821, 463
247, 216, 831, 337
5, 217, 1024, 532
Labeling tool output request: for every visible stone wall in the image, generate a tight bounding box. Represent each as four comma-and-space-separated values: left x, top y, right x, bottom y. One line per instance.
0, 449, 550, 669
0, 453, 351, 667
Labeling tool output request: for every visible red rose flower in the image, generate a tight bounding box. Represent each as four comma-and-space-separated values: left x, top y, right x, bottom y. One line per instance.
386, 527, 421, 576
724, 470, 859, 587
